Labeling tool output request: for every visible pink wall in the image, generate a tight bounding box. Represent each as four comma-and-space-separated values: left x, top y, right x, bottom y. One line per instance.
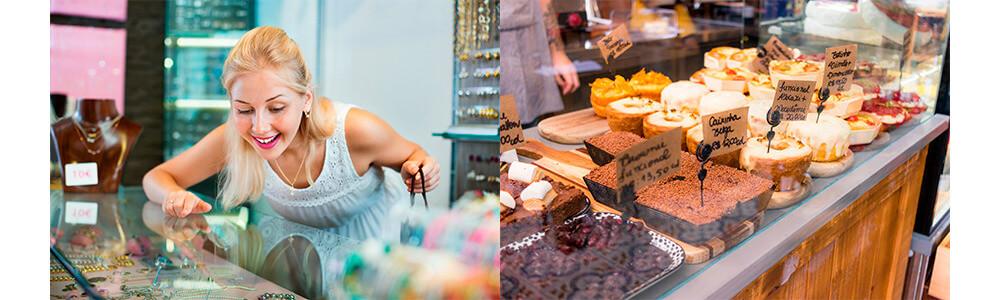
50, 24, 127, 114
50, 0, 128, 21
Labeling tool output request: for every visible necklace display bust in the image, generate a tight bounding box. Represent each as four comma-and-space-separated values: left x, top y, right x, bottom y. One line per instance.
52, 99, 142, 193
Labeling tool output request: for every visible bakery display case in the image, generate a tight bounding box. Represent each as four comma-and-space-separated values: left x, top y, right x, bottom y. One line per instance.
499, 0, 949, 299
436, 0, 502, 202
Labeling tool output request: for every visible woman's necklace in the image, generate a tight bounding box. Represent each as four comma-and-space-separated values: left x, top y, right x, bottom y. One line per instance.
274, 151, 308, 196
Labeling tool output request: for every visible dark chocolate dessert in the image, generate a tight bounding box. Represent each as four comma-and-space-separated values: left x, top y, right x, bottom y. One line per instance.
501, 213, 681, 300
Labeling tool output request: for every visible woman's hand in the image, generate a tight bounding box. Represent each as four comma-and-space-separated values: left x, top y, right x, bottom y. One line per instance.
401, 156, 440, 194
551, 51, 579, 95
162, 190, 213, 218
162, 213, 211, 242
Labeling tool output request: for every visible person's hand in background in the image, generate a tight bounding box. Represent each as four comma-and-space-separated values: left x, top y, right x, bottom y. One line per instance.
551, 50, 579, 95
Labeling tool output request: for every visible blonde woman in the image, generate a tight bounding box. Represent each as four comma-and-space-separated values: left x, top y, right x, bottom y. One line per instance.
143, 26, 440, 239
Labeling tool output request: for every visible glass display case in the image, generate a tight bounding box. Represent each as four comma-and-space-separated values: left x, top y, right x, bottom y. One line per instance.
437, 0, 502, 202
499, 1, 949, 299
49, 188, 500, 299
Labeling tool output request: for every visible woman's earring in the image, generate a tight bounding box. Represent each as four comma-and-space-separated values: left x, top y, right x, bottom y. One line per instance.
304, 110, 311, 118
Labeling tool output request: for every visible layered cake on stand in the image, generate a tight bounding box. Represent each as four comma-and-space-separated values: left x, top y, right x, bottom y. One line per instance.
660, 80, 709, 113
740, 134, 813, 208
786, 113, 854, 177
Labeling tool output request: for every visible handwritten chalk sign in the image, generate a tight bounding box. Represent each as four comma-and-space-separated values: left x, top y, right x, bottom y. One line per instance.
771, 80, 816, 121
701, 106, 749, 158
598, 25, 633, 64
822, 44, 857, 92
615, 127, 682, 193
499, 95, 524, 152
752, 36, 795, 74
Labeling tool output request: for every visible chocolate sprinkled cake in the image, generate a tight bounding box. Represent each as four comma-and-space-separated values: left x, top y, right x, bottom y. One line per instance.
584, 131, 646, 166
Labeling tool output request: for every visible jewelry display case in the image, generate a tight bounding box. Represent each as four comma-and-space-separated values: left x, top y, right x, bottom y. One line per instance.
437, 0, 502, 202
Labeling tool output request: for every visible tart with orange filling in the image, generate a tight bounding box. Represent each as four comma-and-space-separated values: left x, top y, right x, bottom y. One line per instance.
606, 97, 664, 136
769, 60, 824, 89
845, 112, 882, 145
747, 73, 776, 102
590, 75, 638, 117
726, 48, 758, 70
704, 46, 741, 70
629, 68, 673, 99
809, 84, 864, 117
690, 68, 708, 84
643, 108, 700, 150
702, 67, 753, 93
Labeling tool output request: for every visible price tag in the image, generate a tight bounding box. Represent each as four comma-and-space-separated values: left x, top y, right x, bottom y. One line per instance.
821, 44, 858, 92
615, 127, 682, 193
751, 36, 795, 74
65, 162, 99, 187
65, 201, 99, 225
770, 80, 816, 121
700, 106, 749, 158
499, 95, 525, 152
597, 25, 633, 64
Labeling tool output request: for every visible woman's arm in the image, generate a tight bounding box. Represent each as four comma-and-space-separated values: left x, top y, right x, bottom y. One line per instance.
142, 124, 227, 216
344, 109, 440, 193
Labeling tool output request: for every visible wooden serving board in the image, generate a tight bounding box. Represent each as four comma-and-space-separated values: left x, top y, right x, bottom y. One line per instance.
536, 108, 610, 144
516, 138, 758, 264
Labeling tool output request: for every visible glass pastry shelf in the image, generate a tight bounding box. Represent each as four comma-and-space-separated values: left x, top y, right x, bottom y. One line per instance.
521, 113, 949, 299
433, 125, 500, 142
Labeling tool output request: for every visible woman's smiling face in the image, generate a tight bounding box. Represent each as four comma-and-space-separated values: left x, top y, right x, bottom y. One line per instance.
229, 70, 312, 161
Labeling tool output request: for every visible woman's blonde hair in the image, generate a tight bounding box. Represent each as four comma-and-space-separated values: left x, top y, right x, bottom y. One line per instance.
218, 26, 333, 210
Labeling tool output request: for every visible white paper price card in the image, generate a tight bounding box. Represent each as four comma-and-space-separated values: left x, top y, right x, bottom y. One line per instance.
65, 162, 99, 186
65, 201, 99, 225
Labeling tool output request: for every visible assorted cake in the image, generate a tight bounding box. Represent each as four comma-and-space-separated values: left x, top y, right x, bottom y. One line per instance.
747, 73, 776, 102
747, 99, 790, 138
785, 113, 855, 177
500, 162, 590, 229
768, 59, 824, 88
642, 108, 700, 150
702, 67, 753, 93
584, 131, 646, 166
698, 90, 750, 116
684, 124, 748, 169
809, 84, 865, 118
606, 97, 664, 136
629, 69, 673, 99
726, 48, 758, 70
590, 75, 638, 117
660, 80, 709, 113
740, 134, 813, 208
704, 46, 742, 70
845, 112, 882, 145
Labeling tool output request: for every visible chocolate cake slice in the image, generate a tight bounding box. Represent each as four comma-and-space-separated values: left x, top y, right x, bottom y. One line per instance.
584, 131, 646, 166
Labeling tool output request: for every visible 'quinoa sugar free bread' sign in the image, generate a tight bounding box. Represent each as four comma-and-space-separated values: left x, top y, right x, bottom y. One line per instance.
615, 127, 682, 193
752, 36, 795, 74
701, 106, 749, 158
822, 44, 858, 92
598, 25, 633, 64
770, 79, 816, 121
499, 95, 524, 152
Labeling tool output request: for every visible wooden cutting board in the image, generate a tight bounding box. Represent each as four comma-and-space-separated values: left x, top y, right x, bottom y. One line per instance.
516, 138, 759, 264
536, 108, 610, 144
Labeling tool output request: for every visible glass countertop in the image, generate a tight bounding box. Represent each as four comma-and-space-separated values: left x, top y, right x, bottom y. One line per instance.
50, 188, 500, 299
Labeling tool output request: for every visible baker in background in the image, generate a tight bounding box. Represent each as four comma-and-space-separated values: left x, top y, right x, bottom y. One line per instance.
500, 0, 580, 127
